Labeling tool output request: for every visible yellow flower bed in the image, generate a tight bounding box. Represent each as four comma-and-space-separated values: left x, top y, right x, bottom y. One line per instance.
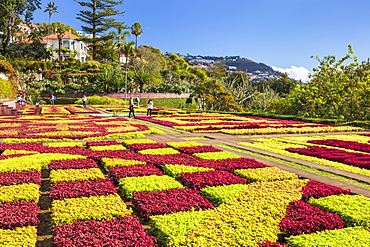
234, 167, 299, 182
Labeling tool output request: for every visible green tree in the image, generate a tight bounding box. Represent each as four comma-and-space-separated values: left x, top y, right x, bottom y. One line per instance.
44, 2, 58, 35
194, 79, 242, 112
131, 22, 142, 48
134, 68, 152, 93
222, 71, 255, 107
256, 73, 298, 96
0, 0, 41, 55
269, 45, 370, 121
74, 0, 125, 60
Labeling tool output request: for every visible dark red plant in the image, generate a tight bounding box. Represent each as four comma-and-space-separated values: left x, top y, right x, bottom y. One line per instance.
280, 200, 344, 236
0, 201, 40, 230
132, 188, 214, 222
50, 178, 117, 200
52, 215, 157, 247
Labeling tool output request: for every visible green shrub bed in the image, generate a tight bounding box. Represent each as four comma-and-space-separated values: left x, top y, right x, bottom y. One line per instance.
177, 179, 308, 246
101, 158, 146, 172
0, 226, 37, 247
200, 183, 249, 206
118, 175, 184, 200
193, 151, 241, 160
51, 194, 131, 226
162, 164, 214, 178
234, 167, 299, 182
286, 226, 370, 247
50, 168, 105, 183
0, 183, 40, 203
149, 209, 215, 246
308, 194, 370, 228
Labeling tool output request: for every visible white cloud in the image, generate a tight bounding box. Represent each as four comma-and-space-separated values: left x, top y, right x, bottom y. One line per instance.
271, 66, 310, 82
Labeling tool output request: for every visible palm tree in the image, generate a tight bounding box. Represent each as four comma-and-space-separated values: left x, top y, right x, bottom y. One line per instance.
44, 2, 59, 35
119, 42, 136, 99
131, 22, 143, 48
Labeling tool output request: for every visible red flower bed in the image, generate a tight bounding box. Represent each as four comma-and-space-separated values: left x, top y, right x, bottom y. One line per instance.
50, 178, 117, 201
286, 146, 370, 169
88, 150, 139, 160
178, 170, 247, 190
280, 200, 344, 236
211, 157, 268, 172
300, 180, 350, 202
109, 164, 164, 184
86, 140, 121, 147
141, 153, 200, 166
177, 145, 222, 154
49, 159, 99, 170
308, 139, 370, 153
0, 171, 41, 186
52, 215, 157, 247
132, 188, 215, 222
0, 201, 40, 230
0, 142, 44, 152
129, 143, 168, 152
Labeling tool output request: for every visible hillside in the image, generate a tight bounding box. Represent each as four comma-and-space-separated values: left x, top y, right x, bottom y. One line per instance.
183, 54, 280, 76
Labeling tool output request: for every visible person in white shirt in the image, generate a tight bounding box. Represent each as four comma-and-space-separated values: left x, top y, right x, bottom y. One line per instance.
147, 99, 153, 116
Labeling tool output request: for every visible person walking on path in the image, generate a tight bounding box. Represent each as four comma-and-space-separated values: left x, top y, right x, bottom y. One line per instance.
82, 95, 87, 107
136, 96, 140, 107
50, 94, 56, 106
147, 99, 153, 116
128, 97, 135, 118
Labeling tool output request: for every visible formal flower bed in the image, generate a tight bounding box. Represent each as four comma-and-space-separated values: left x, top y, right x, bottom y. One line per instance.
49, 168, 106, 183
309, 194, 370, 228
279, 200, 344, 236
287, 226, 370, 247
0, 171, 41, 186
162, 164, 215, 178
49, 159, 99, 170
178, 170, 247, 190
238, 134, 370, 177
149, 209, 214, 246
101, 158, 146, 171
136, 114, 362, 135
110, 164, 164, 184
119, 175, 184, 199
50, 178, 117, 201
51, 194, 131, 226
0, 183, 40, 203
64, 106, 101, 114
0, 226, 37, 246
132, 188, 215, 222
52, 216, 157, 247
308, 139, 370, 153
286, 146, 370, 169
234, 167, 299, 182
129, 143, 168, 152
0, 201, 40, 230
0, 115, 163, 141
177, 145, 222, 154
0, 131, 369, 246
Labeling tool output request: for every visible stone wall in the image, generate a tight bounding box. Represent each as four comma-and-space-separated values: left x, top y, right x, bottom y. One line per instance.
40, 93, 192, 99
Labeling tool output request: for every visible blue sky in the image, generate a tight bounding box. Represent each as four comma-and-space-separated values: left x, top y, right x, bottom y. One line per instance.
32, 0, 370, 81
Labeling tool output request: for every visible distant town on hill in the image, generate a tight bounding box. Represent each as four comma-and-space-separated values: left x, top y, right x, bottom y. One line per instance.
181, 54, 281, 81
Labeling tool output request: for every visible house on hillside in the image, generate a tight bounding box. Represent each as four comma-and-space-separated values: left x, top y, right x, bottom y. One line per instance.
42, 31, 89, 62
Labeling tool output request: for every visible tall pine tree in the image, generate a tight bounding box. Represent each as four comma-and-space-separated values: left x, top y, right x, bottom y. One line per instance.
74, 0, 125, 60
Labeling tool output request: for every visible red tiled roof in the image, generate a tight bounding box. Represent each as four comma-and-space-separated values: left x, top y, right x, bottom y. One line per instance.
43, 31, 80, 40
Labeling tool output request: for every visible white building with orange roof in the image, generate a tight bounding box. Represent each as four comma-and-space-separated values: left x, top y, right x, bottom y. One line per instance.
42, 31, 89, 62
